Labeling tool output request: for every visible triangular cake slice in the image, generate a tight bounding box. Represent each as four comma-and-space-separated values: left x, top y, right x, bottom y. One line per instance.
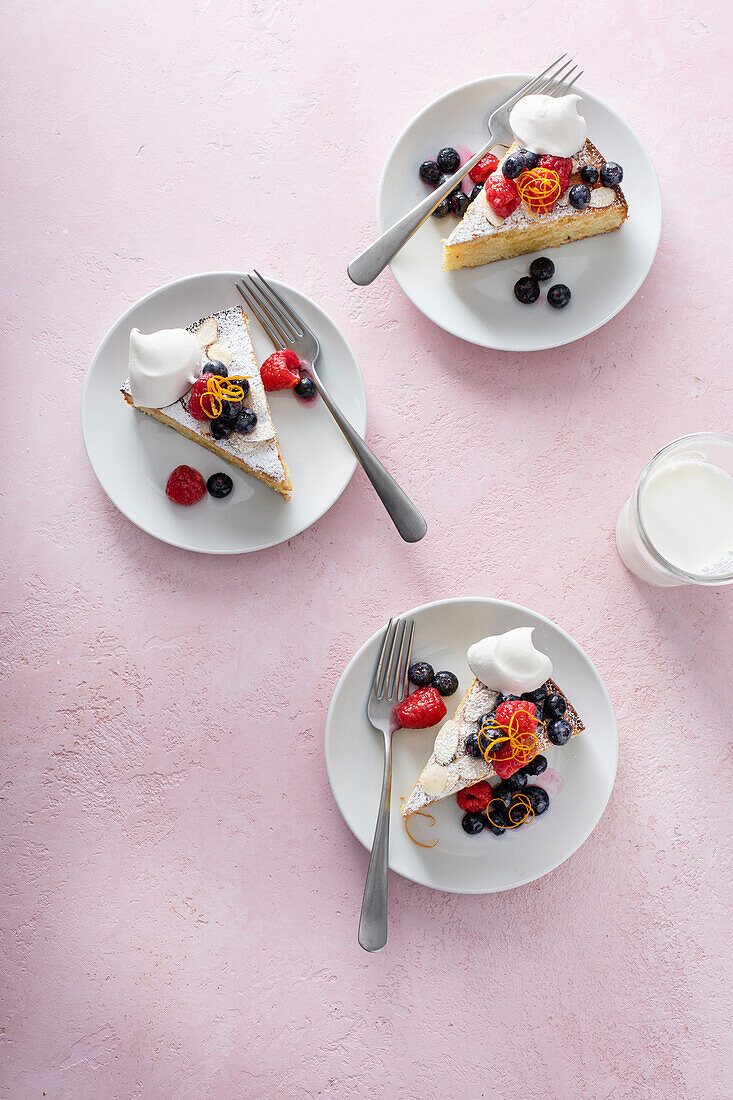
402, 676, 584, 818
122, 306, 292, 497
442, 139, 628, 271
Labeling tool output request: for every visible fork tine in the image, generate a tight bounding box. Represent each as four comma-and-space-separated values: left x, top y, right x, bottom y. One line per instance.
397, 620, 414, 702
502, 53, 568, 109
559, 68, 583, 95
533, 58, 575, 97
386, 619, 406, 699
376, 620, 398, 699
252, 270, 307, 338
249, 272, 301, 342
235, 280, 284, 348
241, 275, 292, 347
544, 63, 580, 97
371, 618, 394, 697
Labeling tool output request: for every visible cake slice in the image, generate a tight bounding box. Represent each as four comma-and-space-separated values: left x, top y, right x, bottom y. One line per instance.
442, 139, 628, 271
122, 306, 292, 497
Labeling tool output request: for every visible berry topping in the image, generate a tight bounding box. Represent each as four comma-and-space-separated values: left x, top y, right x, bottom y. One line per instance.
502, 152, 527, 179
465, 730, 483, 758
202, 360, 228, 377
484, 173, 520, 218
188, 376, 213, 421
521, 753, 547, 777
529, 256, 555, 282
518, 148, 540, 169
580, 164, 599, 185
516, 167, 562, 216
547, 718, 572, 745
469, 183, 483, 204
432, 670, 459, 696
538, 155, 572, 190
491, 785, 513, 808
569, 184, 591, 210
431, 197, 451, 218
502, 770, 528, 792
600, 161, 623, 187
210, 417, 233, 440
165, 465, 206, 506
525, 785, 550, 815
494, 699, 537, 732
437, 147, 460, 173
436, 174, 461, 194
395, 686, 447, 729
207, 472, 233, 499
260, 349, 300, 391
419, 160, 441, 184
469, 152, 499, 184
508, 792, 533, 826
462, 812, 485, 835
547, 284, 572, 309
235, 409, 258, 434
485, 801, 510, 834
522, 682, 550, 704
514, 276, 540, 304
409, 661, 434, 687
294, 375, 317, 400
451, 190, 469, 217
544, 693, 567, 719
457, 781, 493, 814
482, 699, 539, 779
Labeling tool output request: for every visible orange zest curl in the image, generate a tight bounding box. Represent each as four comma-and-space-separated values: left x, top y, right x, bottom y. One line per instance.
200, 374, 249, 420
516, 167, 562, 220
404, 810, 439, 848
477, 705, 542, 768
486, 791, 535, 831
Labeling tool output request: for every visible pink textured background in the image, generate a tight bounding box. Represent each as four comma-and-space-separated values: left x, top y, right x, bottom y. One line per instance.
2, 2, 732, 1097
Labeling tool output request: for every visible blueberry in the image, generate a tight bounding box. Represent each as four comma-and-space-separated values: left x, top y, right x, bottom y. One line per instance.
465, 730, 483, 759
436, 174, 461, 195
514, 276, 540, 304
206, 472, 233, 499
210, 417, 233, 440
544, 693, 567, 719
521, 754, 547, 777
431, 198, 451, 218
451, 190, 469, 217
525, 785, 550, 815
202, 360, 228, 377
503, 770, 528, 792
294, 375, 317, 400
229, 378, 250, 399
495, 693, 519, 707
433, 670, 458, 696
502, 152, 527, 179
547, 718, 572, 746
409, 661, 434, 687
469, 183, 483, 204
600, 161, 623, 187
491, 786, 513, 808
419, 159, 441, 184
518, 148, 540, 170
521, 682, 550, 705
437, 147, 460, 174
486, 803, 510, 835
529, 257, 555, 282
547, 284, 571, 309
462, 811, 485, 836
569, 184, 591, 210
580, 164, 599, 186
218, 398, 242, 422
234, 409, 258, 435
508, 793, 532, 826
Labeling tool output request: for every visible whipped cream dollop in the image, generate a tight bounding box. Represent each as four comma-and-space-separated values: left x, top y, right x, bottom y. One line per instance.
467, 627, 553, 695
509, 94, 587, 158
128, 327, 201, 409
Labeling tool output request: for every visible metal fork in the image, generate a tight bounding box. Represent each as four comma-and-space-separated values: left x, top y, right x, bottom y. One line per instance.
359, 616, 415, 952
347, 55, 583, 286
236, 272, 427, 543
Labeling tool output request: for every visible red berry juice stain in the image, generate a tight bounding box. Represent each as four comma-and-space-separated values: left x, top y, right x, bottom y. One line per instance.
454, 144, 476, 194
294, 368, 317, 405
534, 768, 565, 797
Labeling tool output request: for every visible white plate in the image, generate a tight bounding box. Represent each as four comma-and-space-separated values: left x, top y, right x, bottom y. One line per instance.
378, 76, 661, 351
325, 597, 618, 894
83, 272, 366, 554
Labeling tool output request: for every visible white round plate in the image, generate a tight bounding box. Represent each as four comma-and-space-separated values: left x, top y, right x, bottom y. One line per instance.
325, 597, 618, 894
83, 272, 366, 554
378, 76, 661, 351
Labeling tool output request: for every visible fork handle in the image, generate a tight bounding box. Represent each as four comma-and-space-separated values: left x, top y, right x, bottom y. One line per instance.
358, 729, 392, 952
347, 133, 497, 286
312, 373, 427, 543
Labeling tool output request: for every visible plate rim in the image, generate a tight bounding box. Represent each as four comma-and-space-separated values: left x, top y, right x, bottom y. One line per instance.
324, 594, 619, 894
82, 270, 367, 555
377, 73, 663, 352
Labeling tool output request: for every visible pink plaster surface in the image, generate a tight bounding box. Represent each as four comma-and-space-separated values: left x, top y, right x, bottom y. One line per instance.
2, 2, 732, 1097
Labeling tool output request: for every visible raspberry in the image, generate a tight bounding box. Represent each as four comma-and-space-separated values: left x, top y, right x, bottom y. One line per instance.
187, 376, 212, 421
538, 155, 573, 191
260, 349, 300, 391
165, 465, 206, 506
484, 173, 520, 218
395, 687, 447, 730
457, 781, 492, 814
491, 700, 538, 779
469, 152, 499, 184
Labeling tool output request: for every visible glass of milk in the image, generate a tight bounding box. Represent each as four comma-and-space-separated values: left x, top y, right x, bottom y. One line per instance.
616, 432, 733, 587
